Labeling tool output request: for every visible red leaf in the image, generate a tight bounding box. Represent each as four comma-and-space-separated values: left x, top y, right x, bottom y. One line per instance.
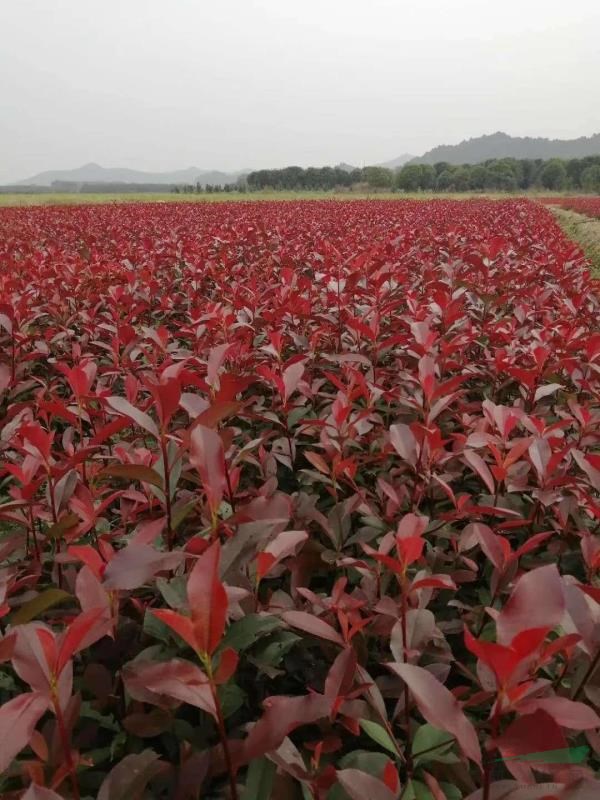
89, 416, 131, 446
387, 662, 481, 767
231, 692, 329, 768
153, 377, 181, 428
187, 540, 227, 656
336, 769, 397, 800
495, 709, 567, 780
572, 450, 600, 491
256, 552, 277, 582
100, 464, 164, 489
464, 628, 522, 686
124, 658, 216, 718
467, 523, 509, 570
258, 530, 308, 580
189, 424, 227, 514
382, 761, 400, 794
496, 565, 564, 645
529, 438, 552, 483
512, 531, 553, 561
304, 450, 330, 474
396, 535, 425, 567
106, 396, 159, 438
151, 609, 197, 651
56, 607, 107, 675
281, 611, 345, 646
97, 749, 163, 800
389, 423, 418, 467
213, 647, 239, 684
206, 343, 232, 390
22, 786, 64, 800
103, 543, 182, 591
67, 544, 105, 579
0, 691, 48, 772
194, 400, 241, 429
463, 450, 495, 495
517, 696, 600, 729
282, 359, 305, 404
410, 575, 456, 593
324, 647, 357, 704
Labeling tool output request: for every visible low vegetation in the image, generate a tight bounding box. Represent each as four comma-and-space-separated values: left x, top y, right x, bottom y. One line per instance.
245, 157, 600, 193
0, 199, 599, 799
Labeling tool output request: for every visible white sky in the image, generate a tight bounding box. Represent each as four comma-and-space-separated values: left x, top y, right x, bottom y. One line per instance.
1, 0, 599, 182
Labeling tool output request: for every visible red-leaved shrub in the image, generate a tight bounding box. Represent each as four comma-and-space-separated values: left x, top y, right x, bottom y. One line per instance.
0, 199, 599, 798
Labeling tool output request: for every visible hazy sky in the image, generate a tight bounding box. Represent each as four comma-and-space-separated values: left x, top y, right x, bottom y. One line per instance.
1, 0, 599, 182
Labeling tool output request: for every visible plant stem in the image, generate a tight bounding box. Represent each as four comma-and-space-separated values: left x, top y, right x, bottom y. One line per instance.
482, 702, 501, 800
210, 682, 238, 800
53, 698, 80, 800
223, 457, 236, 512
400, 583, 413, 778
160, 435, 174, 549
573, 647, 600, 701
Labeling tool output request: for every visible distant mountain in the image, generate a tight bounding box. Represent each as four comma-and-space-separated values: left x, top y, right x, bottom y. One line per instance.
408, 132, 600, 166
379, 153, 415, 170
19, 162, 245, 186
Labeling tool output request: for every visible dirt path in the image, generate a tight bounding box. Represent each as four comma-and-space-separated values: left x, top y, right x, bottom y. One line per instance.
551, 206, 600, 277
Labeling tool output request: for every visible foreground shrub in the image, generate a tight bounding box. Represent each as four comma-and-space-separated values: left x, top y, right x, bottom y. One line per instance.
0, 199, 599, 798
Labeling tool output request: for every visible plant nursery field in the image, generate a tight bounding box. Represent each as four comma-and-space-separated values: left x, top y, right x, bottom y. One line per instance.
542, 196, 600, 219
1, 199, 600, 800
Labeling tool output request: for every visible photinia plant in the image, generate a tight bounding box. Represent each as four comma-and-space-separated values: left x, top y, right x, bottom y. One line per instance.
0, 198, 599, 798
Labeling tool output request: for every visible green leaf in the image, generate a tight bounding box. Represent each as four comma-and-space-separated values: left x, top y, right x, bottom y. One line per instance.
46, 513, 80, 539
287, 407, 306, 429
403, 779, 434, 800
301, 785, 313, 800
151, 441, 182, 502
143, 610, 177, 645
440, 783, 462, 800
412, 724, 457, 766
491, 746, 589, 764
11, 588, 71, 624
251, 631, 301, 673
338, 750, 390, 773
219, 682, 246, 719
221, 613, 283, 652
329, 751, 390, 800
241, 757, 277, 800
100, 464, 164, 489
80, 701, 120, 732
156, 576, 187, 610
171, 499, 197, 530
359, 719, 399, 756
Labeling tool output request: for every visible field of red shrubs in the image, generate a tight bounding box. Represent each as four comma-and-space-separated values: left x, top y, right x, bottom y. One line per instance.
1, 198, 600, 800
541, 196, 600, 219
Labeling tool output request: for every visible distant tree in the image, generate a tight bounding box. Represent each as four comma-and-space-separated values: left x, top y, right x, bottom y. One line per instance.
435, 170, 455, 191
434, 161, 451, 176
520, 159, 541, 189
540, 159, 567, 190
419, 165, 436, 190
396, 164, 423, 192
581, 164, 600, 193
485, 161, 518, 191
452, 167, 472, 191
469, 165, 488, 190
362, 166, 394, 189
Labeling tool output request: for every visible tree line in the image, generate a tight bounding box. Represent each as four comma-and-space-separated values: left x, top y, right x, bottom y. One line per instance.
243, 156, 600, 193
